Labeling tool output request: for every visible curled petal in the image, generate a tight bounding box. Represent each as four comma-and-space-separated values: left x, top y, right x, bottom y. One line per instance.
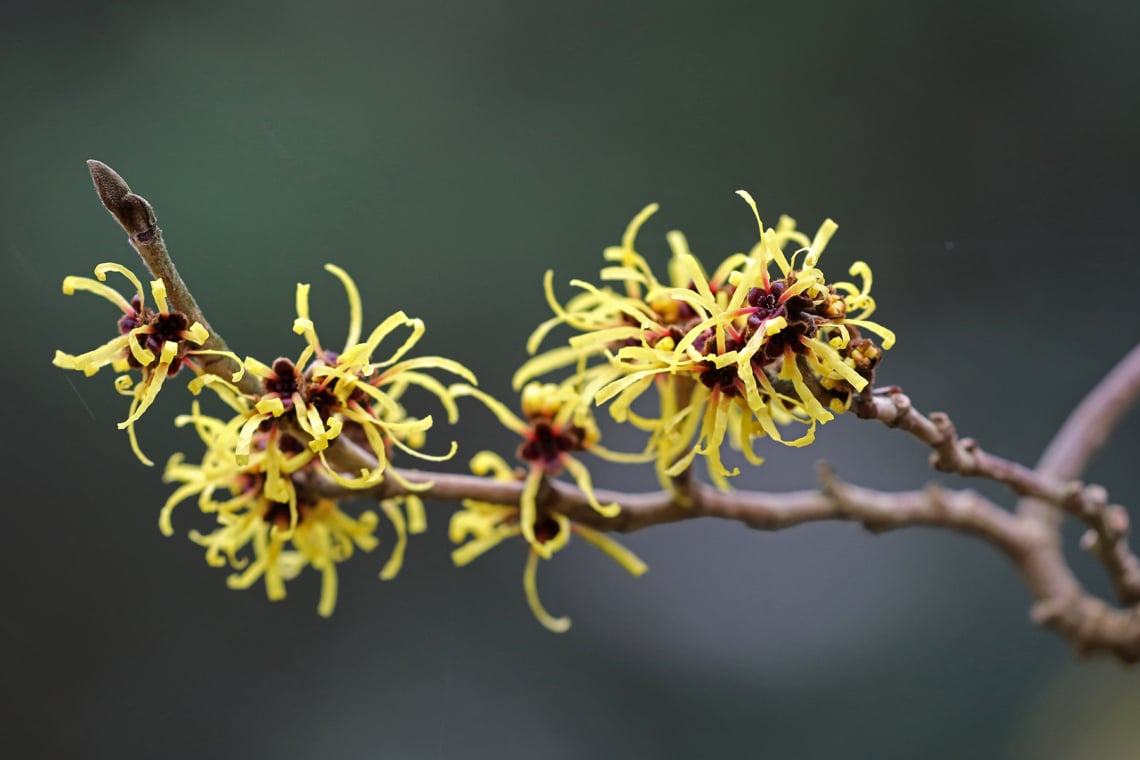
379, 500, 408, 581
324, 263, 363, 350
573, 524, 648, 576
524, 549, 571, 633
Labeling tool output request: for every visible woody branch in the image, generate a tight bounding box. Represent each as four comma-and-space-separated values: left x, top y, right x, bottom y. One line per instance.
88, 160, 1140, 663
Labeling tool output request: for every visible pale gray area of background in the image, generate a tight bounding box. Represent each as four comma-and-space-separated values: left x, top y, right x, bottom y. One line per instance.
4, 1, 1140, 757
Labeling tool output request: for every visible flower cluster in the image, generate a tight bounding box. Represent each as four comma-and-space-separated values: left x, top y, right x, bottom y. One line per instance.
55, 185, 896, 629
516, 192, 895, 488
449, 451, 646, 632
161, 401, 426, 616
211, 264, 473, 495
57, 263, 469, 615
53, 263, 220, 464
451, 380, 650, 550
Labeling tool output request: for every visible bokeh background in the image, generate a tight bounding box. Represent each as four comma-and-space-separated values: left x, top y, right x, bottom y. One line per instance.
4, 1, 1140, 757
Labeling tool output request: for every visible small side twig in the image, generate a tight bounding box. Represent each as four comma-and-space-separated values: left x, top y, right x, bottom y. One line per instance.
853, 384, 1140, 604
1029, 342, 1140, 485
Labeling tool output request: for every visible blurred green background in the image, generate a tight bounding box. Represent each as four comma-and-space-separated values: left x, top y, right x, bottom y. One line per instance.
4, 1, 1140, 757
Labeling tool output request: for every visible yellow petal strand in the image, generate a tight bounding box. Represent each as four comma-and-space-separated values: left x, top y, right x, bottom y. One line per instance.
158, 482, 201, 537
753, 371, 817, 447
567, 325, 643, 348
736, 190, 790, 276
540, 268, 575, 324
562, 456, 620, 518
736, 409, 767, 466
621, 203, 659, 253
236, 412, 270, 466
470, 451, 516, 480
404, 495, 427, 534
323, 263, 363, 350
61, 275, 133, 312
385, 371, 460, 424
844, 319, 897, 350
254, 396, 287, 416
316, 560, 338, 618
598, 266, 651, 286
126, 329, 157, 366
124, 397, 155, 467
710, 252, 751, 289
567, 278, 659, 325
542, 512, 572, 555
178, 322, 208, 346
292, 282, 322, 354
117, 341, 179, 429
379, 500, 408, 581
451, 525, 520, 566
784, 356, 834, 423
525, 312, 568, 356
846, 261, 873, 304
803, 219, 839, 268
243, 355, 276, 379
388, 431, 457, 464
187, 350, 246, 384
677, 253, 715, 306
805, 336, 868, 390
382, 355, 477, 385
670, 309, 735, 360
664, 439, 701, 479
587, 441, 656, 464
514, 345, 596, 390
346, 379, 402, 418
53, 335, 131, 374
666, 229, 692, 263
360, 312, 423, 370
725, 256, 764, 314
523, 549, 571, 633
94, 262, 145, 300
450, 384, 528, 433
149, 279, 170, 313
594, 368, 665, 407
699, 398, 738, 486
519, 467, 543, 548
607, 373, 657, 423
573, 524, 648, 576
317, 449, 385, 489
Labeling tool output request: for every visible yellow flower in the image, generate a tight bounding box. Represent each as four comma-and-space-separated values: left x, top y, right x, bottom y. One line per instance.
451, 380, 649, 553
517, 195, 896, 488
160, 400, 312, 536
189, 494, 380, 618
449, 452, 646, 632
52, 263, 223, 465
201, 264, 475, 492
162, 402, 426, 616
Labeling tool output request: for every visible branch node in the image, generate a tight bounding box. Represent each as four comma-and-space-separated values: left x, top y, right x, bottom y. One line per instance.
1080, 528, 1100, 553
1030, 595, 1070, 625
1107, 504, 1130, 537
815, 461, 838, 492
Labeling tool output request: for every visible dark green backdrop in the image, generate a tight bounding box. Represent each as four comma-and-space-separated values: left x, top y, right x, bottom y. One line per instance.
5, 1, 1140, 757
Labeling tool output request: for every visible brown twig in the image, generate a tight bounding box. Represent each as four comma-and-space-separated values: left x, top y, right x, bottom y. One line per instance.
86, 160, 261, 397
85, 160, 1140, 662
1016, 343, 1140, 607
852, 382, 1140, 657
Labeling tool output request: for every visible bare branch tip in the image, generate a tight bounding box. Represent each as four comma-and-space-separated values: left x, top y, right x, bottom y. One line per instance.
86, 160, 156, 238
87, 159, 131, 205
